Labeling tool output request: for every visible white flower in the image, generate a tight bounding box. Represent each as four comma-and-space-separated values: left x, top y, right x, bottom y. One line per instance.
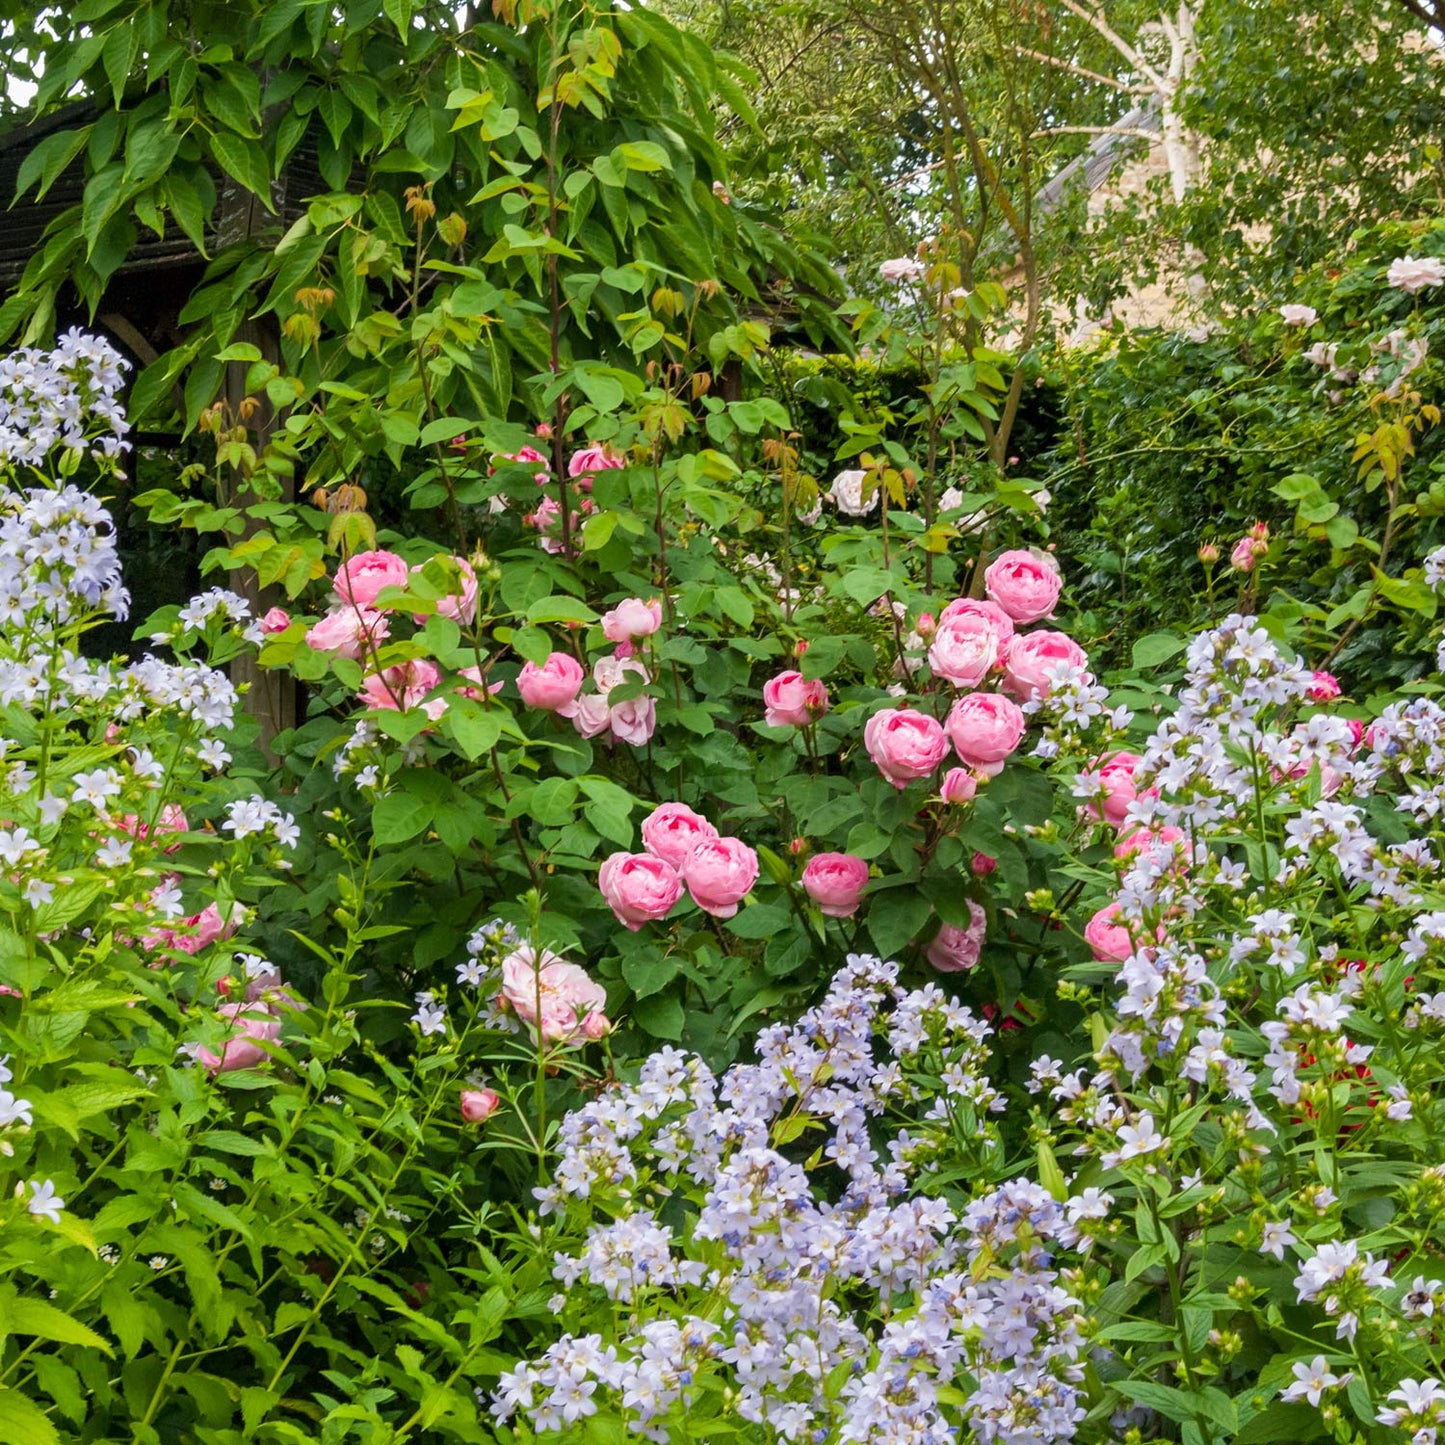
827, 468, 877, 517
1279, 304, 1319, 327
1281, 1356, 1345, 1406
25, 1178, 64, 1224
1387, 255, 1445, 295
1260, 1220, 1296, 1260
879, 257, 926, 284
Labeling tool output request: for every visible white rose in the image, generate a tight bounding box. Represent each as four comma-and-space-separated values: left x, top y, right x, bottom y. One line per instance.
828, 468, 877, 517
879, 257, 926, 284
1278, 304, 1318, 327
1387, 255, 1445, 295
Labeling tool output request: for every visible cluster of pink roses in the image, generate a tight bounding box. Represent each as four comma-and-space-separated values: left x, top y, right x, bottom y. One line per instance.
599, 803, 759, 928
497, 943, 609, 1044
517, 443, 624, 555
302, 549, 484, 718
861, 550, 1087, 793
516, 597, 663, 747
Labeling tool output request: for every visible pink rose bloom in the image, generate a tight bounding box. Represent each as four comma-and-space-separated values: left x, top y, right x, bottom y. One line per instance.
601, 597, 662, 643
598, 853, 684, 930
305, 607, 390, 661
1084, 903, 1135, 962
939, 597, 1014, 648
940, 768, 978, 804
681, 836, 759, 918
568, 443, 626, 478
983, 549, 1062, 624
1308, 670, 1341, 702
763, 671, 829, 727
495, 445, 550, 483
1115, 826, 1187, 862
562, 693, 612, 739
333, 549, 411, 609
864, 708, 949, 789
944, 692, 1026, 777
517, 652, 585, 711
926, 901, 986, 972
1089, 752, 1142, 828
581, 1011, 611, 1040
460, 1087, 501, 1122
1347, 718, 1366, 750
971, 852, 996, 875
260, 607, 291, 634
197, 1002, 279, 1074
641, 803, 719, 868
800, 853, 869, 918
591, 653, 648, 698
410, 557, 478, 624
928, 612, 999, 687
1002, 631, 1088, 702
499, 945, 607, 1043
1230, 536, 1257, 572
359, 658, 445, 719
608, 695, 656, 747
146, 901, 238, 957
115, 803, 189, 850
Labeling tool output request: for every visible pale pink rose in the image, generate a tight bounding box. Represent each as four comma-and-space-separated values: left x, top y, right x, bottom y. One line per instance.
928, 612, 999, 687
926, 901, 986, 972
115, 804, 189, 850
358, 658, 445, 718
682, 836, 759, 918
1278, 304, 1318, 327
592, 653, 648, 697
460, 1088, 501, 1122
641, 803, 719, 868
1115, 826, 1187, 862
568, 444, 626, 478
260, 607, 291, 634
608, 695, 656, 747
581, 1011, 611, 1040
1230, 536, 1257, 572
562, 693, 612, 739
499, 945, 607, 1043
1387, 254, 1445, 294
1308, 670, 1341, 702
598, 852, 684, 930
410, 557, 478, 624
938, 597, 1014, 648
601, 597, 662, 642
455, 666, 505, 702
305, 607, 390, 661
879, 257, 926, 283
333, 550, 411, 608
916, 611, 936, 637
983, 550, 1062, 624
197, 1002, 279, 1074
1002, 631, 1088, 701
763, 671, 829, 727
1084, 903, 1134, 962
944, 692, 1025, 777
1089, 752, 1142, 828
517, 652, 585, 711
864, 708, 949, 789
800, 853, 869, 918
940, 768, 978, 804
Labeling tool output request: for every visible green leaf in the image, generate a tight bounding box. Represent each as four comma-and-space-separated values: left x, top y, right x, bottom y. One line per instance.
621, 950, 679, 999
209, 132, 273, 208
0, 1293, 112, 1355
724, 902, 792, 939
1131, 631, 1186, 669
0, 1388, 61, 1445
526, 595, 598, 626
839, 567, 895, 607
372, 792, 433, 844
868, 889, 932, 956
631, 992, 684, 1040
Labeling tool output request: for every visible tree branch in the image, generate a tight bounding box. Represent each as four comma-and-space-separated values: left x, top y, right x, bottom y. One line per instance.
1014, 45, 1148, 93
1056, 0, 1167, 90
1032, 124, 1160, 141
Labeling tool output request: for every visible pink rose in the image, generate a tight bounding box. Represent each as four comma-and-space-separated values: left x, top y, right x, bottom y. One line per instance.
197, 1002, 279, 1075
1115, 826, 1187, 864
494, 445, 550, 484
455, 666, 505, 702
517, 652, 585, 711
763, 671, 829, 727
499, 945, 607, 1043
800, 853, 869, 918
1230, 536, 1257, 572
410, 557, 478, 624
681, 836, 759, 919
598, 852, 684, 930
983, 550, 1062, 623
115, 804, 189, 851
1089, 752, 1142, 828
608, 695, 656, 747
359, 658, 445, 718
1002, 631, 1088, 702
601, 597, 662, 643
1083, 903, 1134, 962
940, 768, 978, 804
939, 597, 1014, 648
333, 550, 411, 609
562, 692, 612, 739
460, 1087, 501, 1123
1308, 670, 1341, 702
926, 901, 986, 972
581, 1011, 611, 1040
146, 901, 238, 957
944, 692, 1025, 777
568, 444, 626, 478
928, 612, 999, 688
971, 851, 996, 875
641, 803, 719, 868
260, 607, 291, 634
305, 607, 390, 661
864, 708, 949, 789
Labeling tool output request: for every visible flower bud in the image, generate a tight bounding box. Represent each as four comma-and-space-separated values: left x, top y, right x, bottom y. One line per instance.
460, 1088, 500, 1123
1197, 542, 1219, 564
